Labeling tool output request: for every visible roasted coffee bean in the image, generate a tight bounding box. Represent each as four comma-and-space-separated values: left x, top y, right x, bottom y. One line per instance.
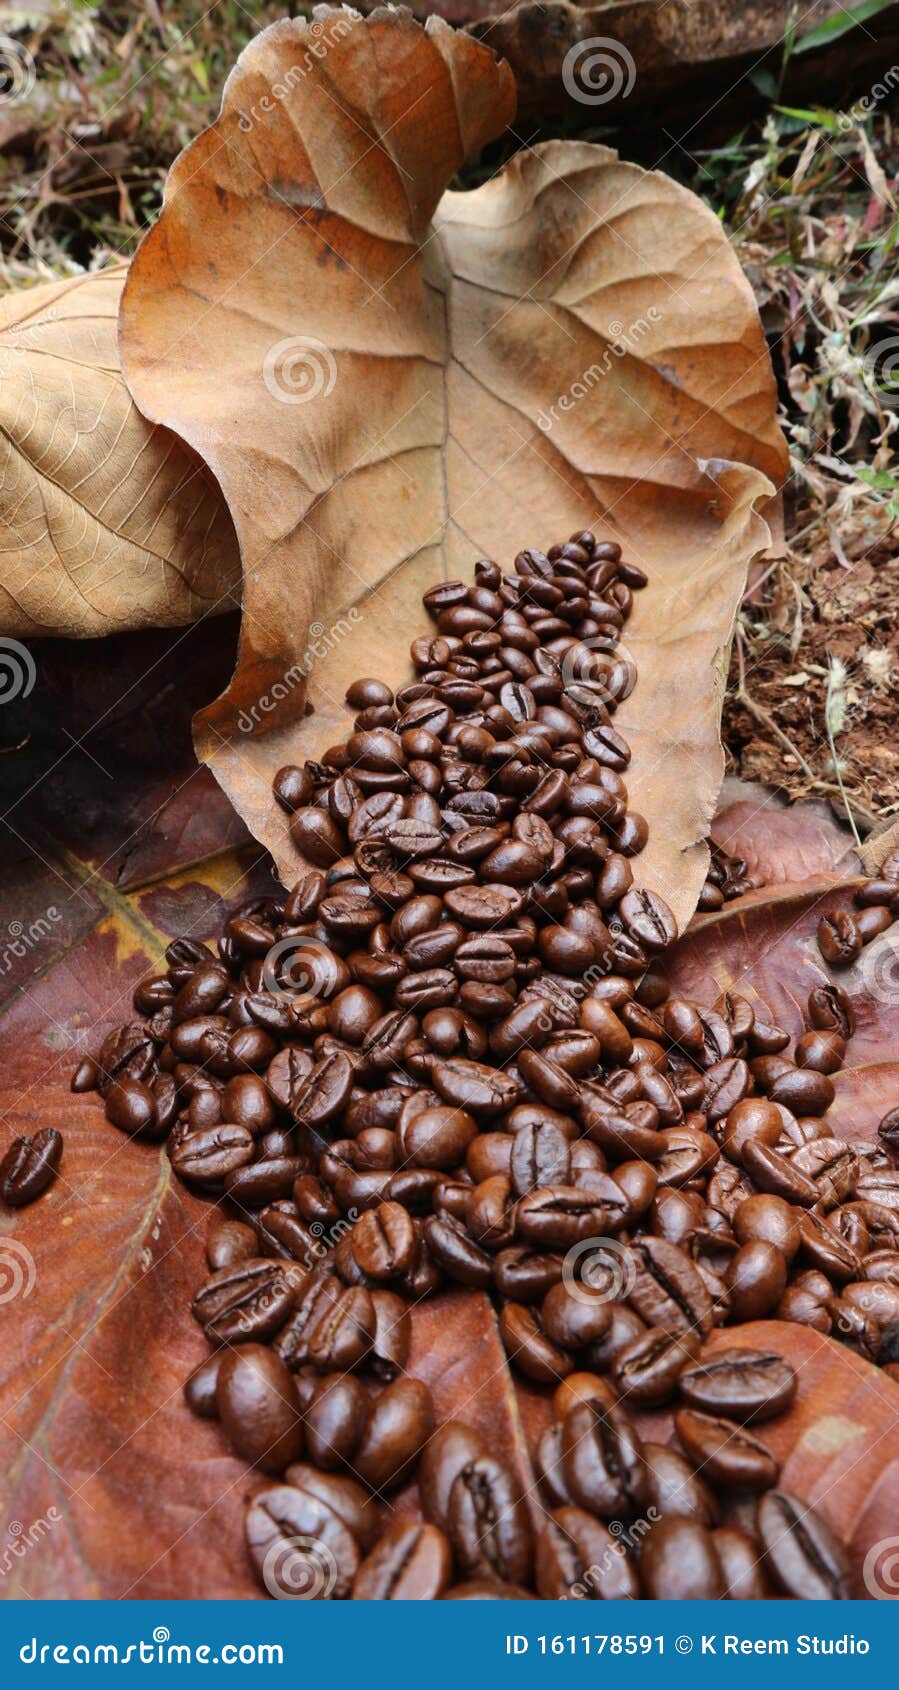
714, 1527, 773, 1599
0, 1127, 62, 1206
639, 1517, 724, 1600
540, 1282, 612, 1351
675, 1408, 779, 1491
516, 1187, 607, 1250
419, 1422, 486, 1530
216, 1344, 303, 1472
756, 1490, 850, 1599
183, 1352, 223, 1419
641, 1440, 717, 1526
447, 1457, 534, 1587
817, 909, 862, 966
725, 1240, 787, 1321
353, 1522, 452, 1600
536, 1506, 639, 1600
561, 1400, 648, 1518
246, 1483, 359, 1598
206, 1217, 258, 1271
509, 1121, 571, 1196
807, 983, 855, 1038
678, 1347, 797, 1423
363, 1289, 408, 1381
303, 1373, 368, 1470
619, 887, 677, 951
626, 1237, 713, 1337
171, 1123, 255, 1188
612, 1327, 698, 1406
423, 1214, 493, 1288
399, 1103, 477, 1170
307, 1286, 375, 1371
741, 1140, 820, 1207
354, 1377, 434, 1491
349, 1203, 416, 1280
500, 1301, 572, 1384
192, 1258, 294, 1346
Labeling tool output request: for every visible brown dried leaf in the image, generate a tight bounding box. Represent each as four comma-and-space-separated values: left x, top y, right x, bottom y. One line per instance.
120, 6, 786, 932
0, 268, 240, 638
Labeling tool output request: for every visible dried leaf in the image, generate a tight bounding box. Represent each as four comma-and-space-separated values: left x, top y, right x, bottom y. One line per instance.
0, 268, 240, 638
120, 6, 786, 931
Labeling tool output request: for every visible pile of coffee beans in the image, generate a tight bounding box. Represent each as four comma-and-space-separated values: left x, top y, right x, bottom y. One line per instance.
66, 532, 899, 1599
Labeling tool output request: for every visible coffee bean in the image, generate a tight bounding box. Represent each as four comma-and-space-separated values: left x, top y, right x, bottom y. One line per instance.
714, 1527, 773, 1599
206, 1217, 258, 1271
678, 1347, 796, 1422
183, 1352, 223, 1418
756, 1490, 850, 1599
817, 910, 862, 966
354, 1377, 434, 1491
639, 1516, 724, 1599
447, 1456, 534, 1587
612, 1326, 699, 1406
301, 1372, 367, 1469
641, 1440, 717, 1525
675, 1408, 779, 1491
0, 1127, 62, 1206
353, 1522, 452, 1599
349, 1203, 416, 1280
217, 1344, 303, 1472
626, 1236, 713, 1337
192, 1258, 294, 1346
536, 1506, 640, 1600
246, 1483, 359, 1598
171, 1123, 255, 1188
561, 1400, 648, 1518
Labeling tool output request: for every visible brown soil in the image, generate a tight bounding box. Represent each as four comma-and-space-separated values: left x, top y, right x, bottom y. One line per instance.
724, 534, 899, 829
